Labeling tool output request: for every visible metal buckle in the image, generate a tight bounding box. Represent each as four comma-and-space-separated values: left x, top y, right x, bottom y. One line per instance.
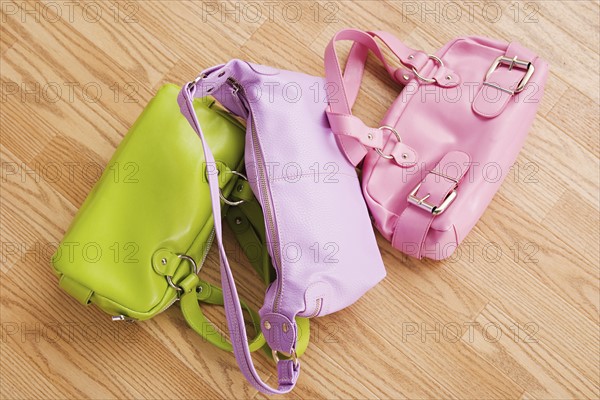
219, 170, 248, 206
412, 54, 444, 83
374, 125, 401, 159
408, 183, 457, 215
187, 73, 206, 90
166, 254, 199, 291
484, 55, 535, 94
272, 349, 299, 369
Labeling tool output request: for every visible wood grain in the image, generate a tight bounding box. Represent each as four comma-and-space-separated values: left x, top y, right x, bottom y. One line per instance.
1, 1, 598, 399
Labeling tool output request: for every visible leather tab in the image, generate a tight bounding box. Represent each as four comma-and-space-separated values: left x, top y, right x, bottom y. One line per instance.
229, 179, 254, 202
261, 313, 297, 353
472, 76, 515, 118
390, 142, 418, 167
432, 66, 460, 87
277, 360, 300, 388
392, 151, 471, 259
59, 275, 93, 305
179, 274, 200, 294
193, 66, 232, 98
203, 161, 230, 189
473, 42, 537, 118
394, 67, 415, 83
326, 112, 383, 149
151, 248, 179, 277
406, 51, 430, 70
196, 280, 214, 302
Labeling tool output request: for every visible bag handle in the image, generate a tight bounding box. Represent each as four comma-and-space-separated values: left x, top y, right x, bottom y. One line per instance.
178, 84, 299, 395
324, 29, 459, 166
180, 278, 266, 352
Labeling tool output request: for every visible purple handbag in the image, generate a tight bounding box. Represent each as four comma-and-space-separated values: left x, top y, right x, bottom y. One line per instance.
178, 60, 385, 394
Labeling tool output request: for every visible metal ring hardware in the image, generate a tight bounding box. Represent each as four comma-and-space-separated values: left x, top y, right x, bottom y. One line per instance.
187, 73, 206, 90
375, 125, 402, 159
166, 254, 200, 291
272, 349, 299, 369
219, 171, 249, 206
412, 54, 444, 83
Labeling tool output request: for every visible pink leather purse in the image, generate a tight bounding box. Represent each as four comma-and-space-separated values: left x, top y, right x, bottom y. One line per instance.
324, 29, 549, 260
178, 60, 385, 394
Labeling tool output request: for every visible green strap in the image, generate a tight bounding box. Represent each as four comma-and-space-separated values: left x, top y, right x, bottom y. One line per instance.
227, 178, 272, 284
179, 274, 265, 352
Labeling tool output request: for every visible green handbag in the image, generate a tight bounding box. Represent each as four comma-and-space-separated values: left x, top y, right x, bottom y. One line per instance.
51, 84, 265, 350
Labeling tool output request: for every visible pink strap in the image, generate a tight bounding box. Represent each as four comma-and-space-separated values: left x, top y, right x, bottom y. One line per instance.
324, 29, 459, 166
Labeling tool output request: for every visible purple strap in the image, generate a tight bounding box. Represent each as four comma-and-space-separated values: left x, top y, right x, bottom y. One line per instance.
177, 82, 299, 395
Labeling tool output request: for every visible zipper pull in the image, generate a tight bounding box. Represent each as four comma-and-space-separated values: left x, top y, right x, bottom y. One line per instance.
227, 77, 240, 94
111, 315, 136, 322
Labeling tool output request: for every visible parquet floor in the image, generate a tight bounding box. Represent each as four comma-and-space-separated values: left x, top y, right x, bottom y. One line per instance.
1, 1, 599, 398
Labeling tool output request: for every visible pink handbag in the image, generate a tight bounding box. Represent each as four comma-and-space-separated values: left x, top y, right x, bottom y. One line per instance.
324, 29, 549, 260
178, 60, 385, 394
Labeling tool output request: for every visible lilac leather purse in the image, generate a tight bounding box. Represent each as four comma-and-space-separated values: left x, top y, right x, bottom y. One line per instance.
324, 29, 549, 260
178, 60, 385, 394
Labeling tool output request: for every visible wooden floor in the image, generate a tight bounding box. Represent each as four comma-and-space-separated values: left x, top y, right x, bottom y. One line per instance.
1, 1, 599, 399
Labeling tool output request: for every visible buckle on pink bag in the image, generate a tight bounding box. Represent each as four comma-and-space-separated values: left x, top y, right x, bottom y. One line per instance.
408, 183, 457, 215
484, 55, 535, 94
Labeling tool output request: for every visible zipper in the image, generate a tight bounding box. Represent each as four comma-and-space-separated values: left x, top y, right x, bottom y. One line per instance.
227, 77, 284, 313
200, 228, 215, 267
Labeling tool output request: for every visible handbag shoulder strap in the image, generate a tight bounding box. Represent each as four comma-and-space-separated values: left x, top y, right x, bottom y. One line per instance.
178, 84, 299, 395
324, 29, 459, 166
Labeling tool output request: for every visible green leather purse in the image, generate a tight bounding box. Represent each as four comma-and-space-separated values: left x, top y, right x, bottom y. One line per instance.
51, 84, 265, 350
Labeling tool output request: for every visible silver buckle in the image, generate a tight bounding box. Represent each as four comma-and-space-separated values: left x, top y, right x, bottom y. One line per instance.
484, 55, 535, 94
408, 183, 457, 215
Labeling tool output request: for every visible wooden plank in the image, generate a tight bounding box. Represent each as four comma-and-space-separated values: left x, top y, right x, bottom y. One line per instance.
446, 227, 600, 387
465, 303, 598, 398
0, 260, 223, 398
0, 145, 76, 272
347, 282, 524, 398
547, 88, 600, 156
479, 191, 599, 322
